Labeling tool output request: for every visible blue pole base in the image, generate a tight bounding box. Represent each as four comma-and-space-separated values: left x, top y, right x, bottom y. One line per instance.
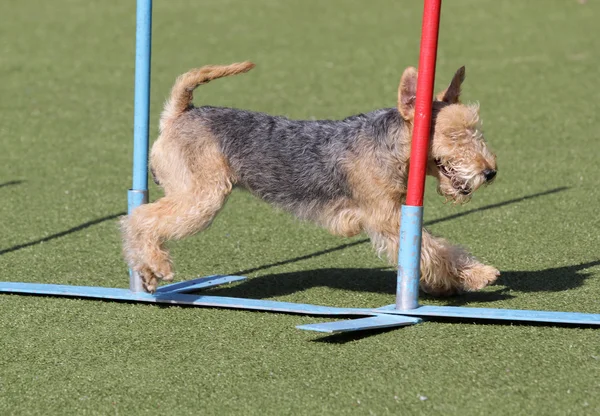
127, 189, 148, 215
296, 315, 422, 334
1, 279, 599, 332
0, 280, 376, 317
127, 189, 149, 292
156, 275, 247, 294
396, 205, 424, 310
377, 304, 600, 326
129, 0, 152, 291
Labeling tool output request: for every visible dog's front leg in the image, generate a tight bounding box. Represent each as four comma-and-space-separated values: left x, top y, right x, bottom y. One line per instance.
419, 229, 499, 296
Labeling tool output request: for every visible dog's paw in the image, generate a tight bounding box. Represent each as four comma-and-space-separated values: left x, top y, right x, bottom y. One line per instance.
136, 262, 174, 293
459, 263, 500, 292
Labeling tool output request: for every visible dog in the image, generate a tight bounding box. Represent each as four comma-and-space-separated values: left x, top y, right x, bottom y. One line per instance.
120, 62, 499, 295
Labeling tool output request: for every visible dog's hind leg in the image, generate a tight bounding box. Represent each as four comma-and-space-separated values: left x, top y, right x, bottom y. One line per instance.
120, 192, 229, 292
120, 139, 233, 292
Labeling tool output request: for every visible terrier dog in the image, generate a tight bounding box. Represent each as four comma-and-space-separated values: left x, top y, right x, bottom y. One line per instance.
120, 62, 500, 295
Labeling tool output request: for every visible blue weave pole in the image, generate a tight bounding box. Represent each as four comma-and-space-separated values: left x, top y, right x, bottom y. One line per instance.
396, 206, 423, 310
127, 0, 153, 292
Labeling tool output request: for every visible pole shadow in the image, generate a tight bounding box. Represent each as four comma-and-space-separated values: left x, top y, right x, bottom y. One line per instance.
0, 186, 570, 268
0, 212, 126, 256
232, 187, 570, 277
424, 186, 569, 226
311, 326, 405, 344
0, 180, 25, 189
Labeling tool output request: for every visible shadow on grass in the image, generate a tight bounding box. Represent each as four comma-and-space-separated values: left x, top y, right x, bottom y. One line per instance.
208, 260, 600, 300
0, 212, 126, 256
234, 186, 570, 276
424, 186, 569, 226
0, 186, 568, 260
0, 180, 25, 188
311, 326, 405, 344
443, 259, 600, 305
0, 185, 569, 262
205, 186, 586, 300
223, 260, 599, 343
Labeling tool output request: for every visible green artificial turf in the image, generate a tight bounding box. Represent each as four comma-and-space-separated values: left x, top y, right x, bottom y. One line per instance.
1, 0, 600, 414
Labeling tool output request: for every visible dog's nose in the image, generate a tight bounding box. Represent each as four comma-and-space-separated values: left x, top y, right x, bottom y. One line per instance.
483, 169, 496, 182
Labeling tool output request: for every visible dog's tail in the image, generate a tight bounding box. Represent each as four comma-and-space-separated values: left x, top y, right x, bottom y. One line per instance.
160, 61, 255, 129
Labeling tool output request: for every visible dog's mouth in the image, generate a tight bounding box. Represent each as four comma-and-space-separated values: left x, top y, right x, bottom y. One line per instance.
435, 158, 472, 196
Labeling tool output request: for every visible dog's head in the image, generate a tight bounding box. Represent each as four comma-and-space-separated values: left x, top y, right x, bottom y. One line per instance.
397, 66, 497, 204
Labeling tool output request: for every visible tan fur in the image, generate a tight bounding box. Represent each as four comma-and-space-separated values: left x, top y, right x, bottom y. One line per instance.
160, 62, 255, 132
122, 121, 235, 292
121, 63, 500, 295
398, 67, 418, 120
317, 199, 363, 238
429, 103, 496, 204
344, 133, 407, 260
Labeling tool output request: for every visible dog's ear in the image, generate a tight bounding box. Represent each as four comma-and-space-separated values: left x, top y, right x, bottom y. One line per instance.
436, 66, 465, 104
398, 67, 418, 121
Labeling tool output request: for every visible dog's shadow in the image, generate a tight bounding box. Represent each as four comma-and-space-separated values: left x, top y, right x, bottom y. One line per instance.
205, 260, 600, 305
203, 186, 579, 304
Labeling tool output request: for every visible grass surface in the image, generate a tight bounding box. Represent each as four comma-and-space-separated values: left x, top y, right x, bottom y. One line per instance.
1, 0, 600, 414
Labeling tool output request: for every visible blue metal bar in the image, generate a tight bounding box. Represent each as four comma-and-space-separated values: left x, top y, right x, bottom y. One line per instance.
377, 304, 600, 326
156, 275, 247, 294
131, 0, 152, 195
297, 315, 422, 334
1, 281, 599, 327
396, 205, 423, 310
128, 0, 153, 292
0, 283, 377, 317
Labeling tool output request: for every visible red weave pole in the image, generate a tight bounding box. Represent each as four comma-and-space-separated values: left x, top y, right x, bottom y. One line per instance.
405, 0, 442, 207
